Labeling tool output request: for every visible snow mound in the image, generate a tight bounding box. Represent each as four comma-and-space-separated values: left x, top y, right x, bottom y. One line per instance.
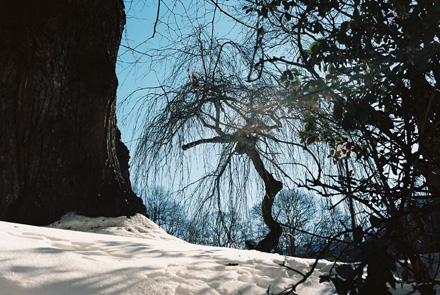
0, 214, 337, 295
48, 212, 181, 241
1, 214, 430, 294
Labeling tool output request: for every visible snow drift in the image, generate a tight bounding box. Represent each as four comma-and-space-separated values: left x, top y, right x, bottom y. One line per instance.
0, 213, 435, 294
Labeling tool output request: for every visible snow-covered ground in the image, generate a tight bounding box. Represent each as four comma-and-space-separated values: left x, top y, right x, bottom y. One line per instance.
0, 213, 434, 294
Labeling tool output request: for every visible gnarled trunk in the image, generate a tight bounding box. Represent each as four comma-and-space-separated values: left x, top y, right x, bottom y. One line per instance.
241, 140, 283, 253
0, 0, 146, 225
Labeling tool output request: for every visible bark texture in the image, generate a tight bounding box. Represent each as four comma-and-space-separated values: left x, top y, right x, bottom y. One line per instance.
0, 0, 146, 225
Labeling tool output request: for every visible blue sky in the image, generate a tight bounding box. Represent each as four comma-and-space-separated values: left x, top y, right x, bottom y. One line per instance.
113, 1, 269, 212
116, 1, 157, 152
116, 0, 226, 152
115, 0, 242, 166
113, 1, 337, 219
115, 0, 231, 192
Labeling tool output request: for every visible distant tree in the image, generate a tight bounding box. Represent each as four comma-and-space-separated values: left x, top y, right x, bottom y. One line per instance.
249, 189, 318, 255
275, 189, 317, 256
138, 185, 250, 247
184, 201, 250, 248
208, 209, 249, 248
0, 0, 145, 225
186, 213, 212, 246
140, 186, 187, 238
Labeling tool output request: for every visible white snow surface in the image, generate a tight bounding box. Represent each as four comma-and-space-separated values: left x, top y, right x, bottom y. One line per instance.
0, 213, 430, 295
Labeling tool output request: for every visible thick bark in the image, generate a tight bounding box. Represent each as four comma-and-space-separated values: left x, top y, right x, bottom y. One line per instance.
0, 0, 146, 225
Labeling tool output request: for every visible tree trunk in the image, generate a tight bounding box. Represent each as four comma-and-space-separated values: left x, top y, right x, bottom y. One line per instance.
241, 140, 283, 253
0, 0, 146, 225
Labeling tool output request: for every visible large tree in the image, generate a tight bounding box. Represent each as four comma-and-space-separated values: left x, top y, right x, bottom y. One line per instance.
0, 0, 146, 225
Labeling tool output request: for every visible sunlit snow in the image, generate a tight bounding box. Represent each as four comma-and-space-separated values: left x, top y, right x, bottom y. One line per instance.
0, 213, 432, 294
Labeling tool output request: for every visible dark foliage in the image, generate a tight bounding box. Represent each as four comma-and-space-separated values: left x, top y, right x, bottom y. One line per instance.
240, 0, 440, 293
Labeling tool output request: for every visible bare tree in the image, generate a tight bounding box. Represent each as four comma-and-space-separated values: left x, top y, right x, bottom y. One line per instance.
276, 189, 317, 256
139, 186, 187, 238
129, 13, 321, 252
249, 189, 317, 255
